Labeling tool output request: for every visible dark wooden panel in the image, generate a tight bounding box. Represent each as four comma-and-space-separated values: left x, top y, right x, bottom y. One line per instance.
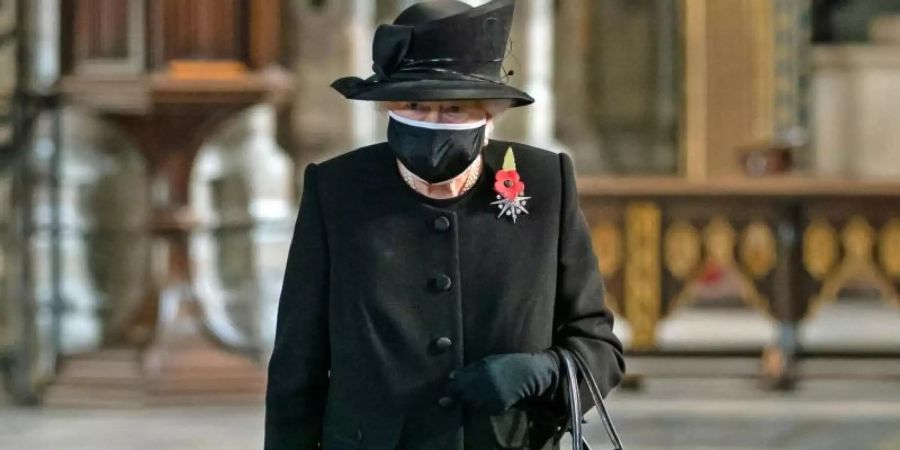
247, 0, 282, 68
64, 0, 283, 74
158, 0, 247, 63
65, 0, 144, 74
79, 0, 129, 58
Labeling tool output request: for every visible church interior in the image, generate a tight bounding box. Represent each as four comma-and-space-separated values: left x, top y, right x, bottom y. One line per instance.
2, 0, 900, 449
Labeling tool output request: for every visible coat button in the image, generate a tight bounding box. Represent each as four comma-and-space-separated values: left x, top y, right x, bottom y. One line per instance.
433, 216, 451, 231
438, 396, 456, 409
434, 337, 453, 351
432, 274, 452, 291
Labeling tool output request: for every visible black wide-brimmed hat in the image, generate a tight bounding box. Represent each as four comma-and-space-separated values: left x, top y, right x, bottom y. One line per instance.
331, 0, 533, 108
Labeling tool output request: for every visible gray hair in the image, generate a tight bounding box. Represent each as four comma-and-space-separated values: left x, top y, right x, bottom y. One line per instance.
375, 99, 513, 118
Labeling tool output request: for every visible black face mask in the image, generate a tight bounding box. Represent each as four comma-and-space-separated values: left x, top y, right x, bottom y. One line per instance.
387, 111, 486, 183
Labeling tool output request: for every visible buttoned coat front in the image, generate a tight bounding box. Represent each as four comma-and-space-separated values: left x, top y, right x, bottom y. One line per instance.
264, 139, 625, 450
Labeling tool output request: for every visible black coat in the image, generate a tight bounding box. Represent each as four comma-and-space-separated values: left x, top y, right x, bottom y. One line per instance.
265, 139, 625, 450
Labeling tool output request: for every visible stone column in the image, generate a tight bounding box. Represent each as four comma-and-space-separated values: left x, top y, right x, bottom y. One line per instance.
1, 0, 68, 401
285, 0, 362, 188
31, 0, 59, 90
522, 0, 558, 151
350, 0, 379, 148
56, 109, 149, 353
773, 0, 812, 170
494, 0, 564, 154
682, 0, 778, 179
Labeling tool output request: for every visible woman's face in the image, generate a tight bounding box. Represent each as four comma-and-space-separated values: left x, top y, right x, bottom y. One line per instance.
385, 100, 488, 124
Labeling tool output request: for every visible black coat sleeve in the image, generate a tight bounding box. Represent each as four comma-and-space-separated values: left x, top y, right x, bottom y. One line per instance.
265, 162, 330, 450
541, 151, 626, 417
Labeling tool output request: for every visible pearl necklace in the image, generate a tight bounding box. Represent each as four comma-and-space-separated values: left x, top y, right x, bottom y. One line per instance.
399, 156, 482, 197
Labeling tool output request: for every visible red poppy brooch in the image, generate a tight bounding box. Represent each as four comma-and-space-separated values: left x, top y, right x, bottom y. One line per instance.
491, 147, 530, 223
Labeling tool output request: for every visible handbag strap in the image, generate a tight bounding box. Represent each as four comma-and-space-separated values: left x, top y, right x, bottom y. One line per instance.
556, 347, 624, 450
559, 350, 584, 449
568, 349, 624, 450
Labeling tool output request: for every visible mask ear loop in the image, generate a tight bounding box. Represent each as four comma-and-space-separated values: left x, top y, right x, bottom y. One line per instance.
484, 117, 494, 146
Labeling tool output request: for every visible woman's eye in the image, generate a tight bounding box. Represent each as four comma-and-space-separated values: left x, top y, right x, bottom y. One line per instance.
407, 102, 419, 110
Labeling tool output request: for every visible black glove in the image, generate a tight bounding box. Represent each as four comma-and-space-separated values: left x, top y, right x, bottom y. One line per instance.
446, 350, 560, 414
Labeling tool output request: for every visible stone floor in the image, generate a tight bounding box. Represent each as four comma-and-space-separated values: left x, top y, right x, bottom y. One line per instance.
2, 375, 900, 450
595, 377, 900, 450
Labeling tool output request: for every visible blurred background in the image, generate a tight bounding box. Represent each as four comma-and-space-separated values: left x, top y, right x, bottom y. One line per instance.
1, 0, 900, 449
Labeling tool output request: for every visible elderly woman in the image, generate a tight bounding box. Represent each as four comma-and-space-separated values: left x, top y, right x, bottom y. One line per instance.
264, 1, 625, 450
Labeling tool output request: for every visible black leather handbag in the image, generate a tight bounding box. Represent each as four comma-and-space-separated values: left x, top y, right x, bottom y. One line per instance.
552, 347, 624, 450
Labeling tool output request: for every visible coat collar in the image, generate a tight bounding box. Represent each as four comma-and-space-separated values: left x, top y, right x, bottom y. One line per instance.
373, 139, 505, 185
370, 140, 506, 208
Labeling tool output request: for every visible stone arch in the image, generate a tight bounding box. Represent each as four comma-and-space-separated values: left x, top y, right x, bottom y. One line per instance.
191, 105, 295, 355
29, 108, 150, 359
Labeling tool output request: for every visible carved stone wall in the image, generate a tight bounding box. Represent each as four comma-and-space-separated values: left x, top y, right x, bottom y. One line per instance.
580, 0, 679, 175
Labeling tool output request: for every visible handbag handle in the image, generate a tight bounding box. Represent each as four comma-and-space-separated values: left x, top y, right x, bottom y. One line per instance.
555, 347, 624, 450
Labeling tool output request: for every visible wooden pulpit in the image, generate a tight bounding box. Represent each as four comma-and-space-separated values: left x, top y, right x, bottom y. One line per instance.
46, 0, 292, 406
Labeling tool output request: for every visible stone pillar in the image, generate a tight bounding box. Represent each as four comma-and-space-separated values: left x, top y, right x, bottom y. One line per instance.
522, 0, 558, 151
285, 0, 400, 199
245, 109, 296, 351
682, 0, 777, 179
494, 0, 564, 153
350, 0, 379, 148
54, 109, 150, 353
0, 0, 66, 403
31, 0, 59, 90
772, 0, 812, 170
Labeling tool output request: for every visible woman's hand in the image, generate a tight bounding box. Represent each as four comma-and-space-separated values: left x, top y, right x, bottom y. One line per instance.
446, 350, 559, 415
